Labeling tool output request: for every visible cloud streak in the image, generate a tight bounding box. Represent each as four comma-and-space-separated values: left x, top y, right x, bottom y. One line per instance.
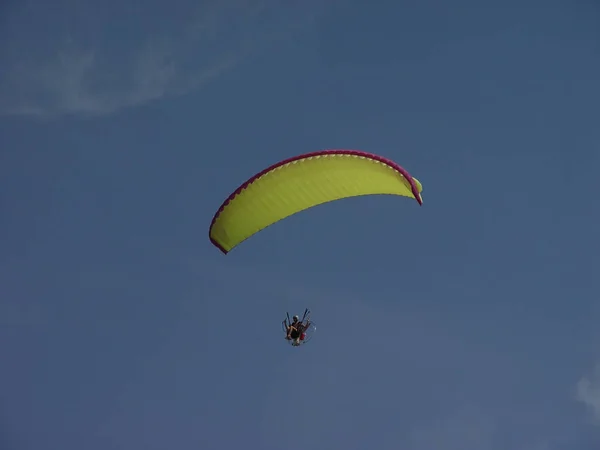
0, 0, 319, 118
576, 364, 600, 425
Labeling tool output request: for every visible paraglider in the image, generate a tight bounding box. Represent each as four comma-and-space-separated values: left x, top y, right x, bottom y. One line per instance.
282, 309, 315, 347
209, 149, 423, 349
208, 149, 423, 254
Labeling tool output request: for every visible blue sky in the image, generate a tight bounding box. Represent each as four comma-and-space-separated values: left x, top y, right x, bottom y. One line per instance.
1, 0, 600, 449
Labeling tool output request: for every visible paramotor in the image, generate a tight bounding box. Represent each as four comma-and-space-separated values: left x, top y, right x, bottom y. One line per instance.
282, 308, 315, 347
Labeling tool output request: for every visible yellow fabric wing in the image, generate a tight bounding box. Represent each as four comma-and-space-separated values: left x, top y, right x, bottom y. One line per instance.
209, 151, 423, 254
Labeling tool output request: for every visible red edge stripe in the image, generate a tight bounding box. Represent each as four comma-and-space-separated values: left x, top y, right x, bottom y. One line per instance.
208, 149, 423, 254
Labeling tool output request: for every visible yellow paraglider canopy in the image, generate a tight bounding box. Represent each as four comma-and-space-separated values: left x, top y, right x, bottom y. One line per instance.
209, 149, 423, 254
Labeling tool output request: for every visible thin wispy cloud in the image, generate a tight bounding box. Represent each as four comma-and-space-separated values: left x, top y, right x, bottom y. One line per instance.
0, 0, 321, 118
576, 364, 600, 425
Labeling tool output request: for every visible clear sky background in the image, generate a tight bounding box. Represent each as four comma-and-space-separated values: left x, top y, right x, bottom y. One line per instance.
1, 1, 600, 449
